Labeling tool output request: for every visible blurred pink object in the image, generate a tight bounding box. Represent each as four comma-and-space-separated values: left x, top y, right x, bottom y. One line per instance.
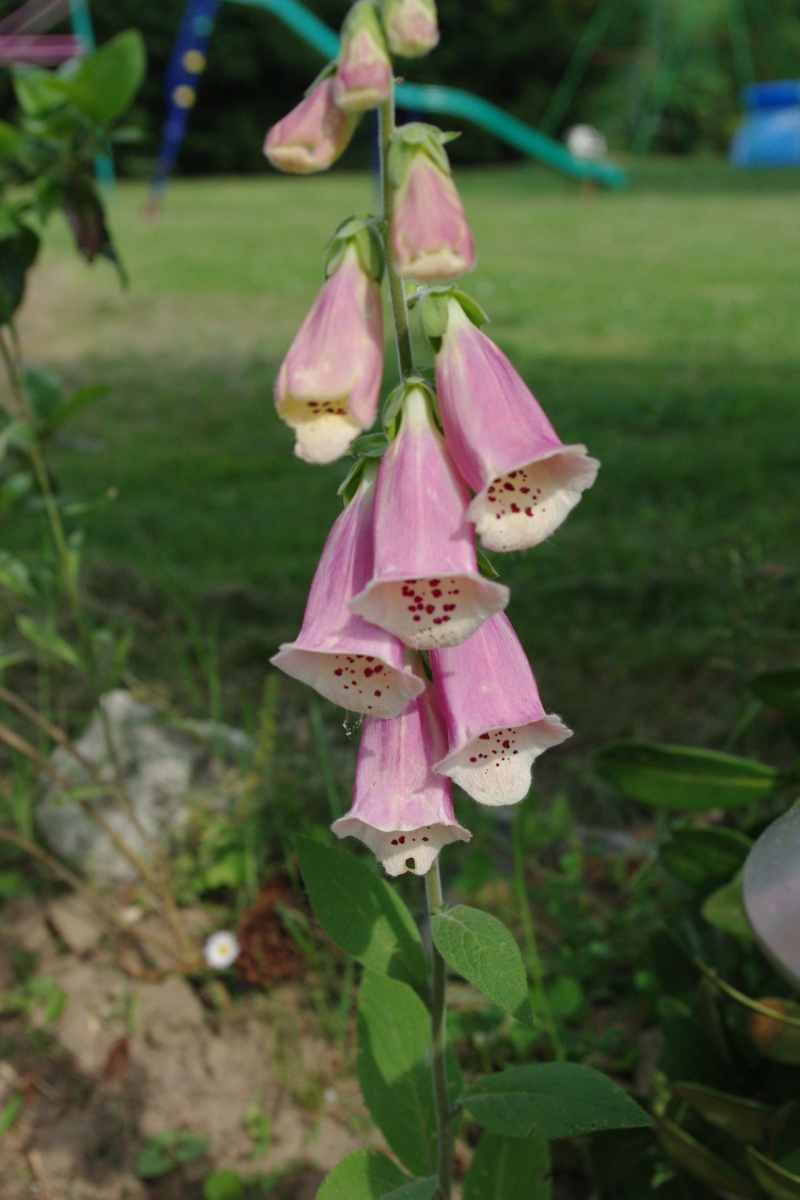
264, 76, 358, 175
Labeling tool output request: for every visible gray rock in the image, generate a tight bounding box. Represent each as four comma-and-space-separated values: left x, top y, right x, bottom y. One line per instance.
47, 894, 103, 956
36, 690, 249, 883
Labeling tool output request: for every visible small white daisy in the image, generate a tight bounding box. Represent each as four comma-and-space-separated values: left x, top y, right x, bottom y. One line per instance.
203, 930, 240, 970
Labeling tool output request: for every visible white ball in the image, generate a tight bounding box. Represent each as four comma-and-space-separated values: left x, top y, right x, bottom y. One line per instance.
565, 124, 608, 161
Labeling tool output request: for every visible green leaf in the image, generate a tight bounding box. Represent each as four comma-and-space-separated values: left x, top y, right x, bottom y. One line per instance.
463, 1130, 551, 1200
357, 971, 460, 1177
0, 227, 40, 322
135, 1130, 209, 1179
11, 66, 67, 117
0, 120, 23, 159
702, 874, 753, 940
749, 669, 800, 735
673, 1083, 776, 1145
431, 905, 533, 1026
317, 1150, 437, 1200
16, 616, 83, 670
743, 805, 800, 990
595, 741, 779, 810
748, 1148, 800, 1199
461, 1063, 651, 1139
0, 1093, 23, 1141
655, 1117, 760, 1198
203, 1169, 246, 1200
57, 30, 146, 124
0, 552, 34, 600
296, 837, 427, 996
660, 827, 752, 890
23, 364, 62, 427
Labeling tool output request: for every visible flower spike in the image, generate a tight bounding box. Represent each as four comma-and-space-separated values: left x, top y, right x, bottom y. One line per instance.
264, 75, 358, 175
275, 239, 384, 464
271, 469, 425, 717
432, 295, 600, 551
430, 613, 571, 806
349, 384, 509, 649
332, 686, 471, 876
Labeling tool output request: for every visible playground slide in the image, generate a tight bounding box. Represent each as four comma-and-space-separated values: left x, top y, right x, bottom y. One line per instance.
236, 0, 628, 188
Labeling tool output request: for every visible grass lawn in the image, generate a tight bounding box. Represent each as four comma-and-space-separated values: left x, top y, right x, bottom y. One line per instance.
11, 156, 800, 813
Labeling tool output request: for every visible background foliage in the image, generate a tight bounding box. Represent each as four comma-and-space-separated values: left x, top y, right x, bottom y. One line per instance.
2, 0, 800, 171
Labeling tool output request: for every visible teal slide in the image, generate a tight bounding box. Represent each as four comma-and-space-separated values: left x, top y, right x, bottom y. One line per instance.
236, 0, 628, 188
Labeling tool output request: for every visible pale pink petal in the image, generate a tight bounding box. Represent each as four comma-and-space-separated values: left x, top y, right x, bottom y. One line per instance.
264, 77, 358, 174
333, 5, 393, 112
271, 473, 424, 718
430, 613, 571, 806
435, 300, 599, 551
383, 0, 439, 57
332, 687, 471, 876
349, 387, 509, 649
275, 246, 383, 464
392, 154, 475, 281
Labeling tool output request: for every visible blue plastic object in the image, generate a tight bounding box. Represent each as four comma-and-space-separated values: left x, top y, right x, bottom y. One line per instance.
731, 79, 800, 168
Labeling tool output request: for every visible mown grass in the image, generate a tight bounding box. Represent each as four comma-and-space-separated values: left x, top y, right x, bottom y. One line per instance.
12, 156, 800, 810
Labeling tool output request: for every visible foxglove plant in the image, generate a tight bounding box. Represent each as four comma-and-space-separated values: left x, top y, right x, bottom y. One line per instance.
264, 6, 648, 1196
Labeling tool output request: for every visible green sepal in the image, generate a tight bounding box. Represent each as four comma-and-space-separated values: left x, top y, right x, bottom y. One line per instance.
337, 457, 380, 507
388, 122, 460, 186
303, 58, 338, 97
349, 432, 390, 460
325, 213, 385, 281
381, 377, 437, 441
476, 546, 501, 581
416, 286, 489, 351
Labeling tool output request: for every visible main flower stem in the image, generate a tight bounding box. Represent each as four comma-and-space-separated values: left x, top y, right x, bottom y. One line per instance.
378, 93, 415, 381
379, 78, 451, 1198
425, 858, 454, 1200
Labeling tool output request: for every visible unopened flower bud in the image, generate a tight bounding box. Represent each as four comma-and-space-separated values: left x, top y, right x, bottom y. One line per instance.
264, 75, 358, 174
382, 0, 439, 58
390, 125, 474, 281
333, 1, 393, 113
275, 240, 384, 464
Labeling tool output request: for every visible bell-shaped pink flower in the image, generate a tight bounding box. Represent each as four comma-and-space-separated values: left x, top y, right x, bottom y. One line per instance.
382, 0, 439, 57
391, 132, 475, 281
434, 297, 599, 551
333, 2, 393, 113
349, 385, 509, 649
430, 613, 571, 806
264, 77, 358, 175
271, 470, 425, 718
332, 686, 471, 876
275, 243, 383, 464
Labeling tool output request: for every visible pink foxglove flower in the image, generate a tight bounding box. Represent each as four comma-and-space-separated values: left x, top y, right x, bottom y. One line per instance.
264, 77, 358, 174
430, 613, 571, 806
382, 0, 439, 57
434, 296, 599, 551
332, 686, 471, 876
275, 242, 383, 464
390, 126, 475, 281
349, 385, 509, 649
271, 470, 425, 718
333, 1, 393, 113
